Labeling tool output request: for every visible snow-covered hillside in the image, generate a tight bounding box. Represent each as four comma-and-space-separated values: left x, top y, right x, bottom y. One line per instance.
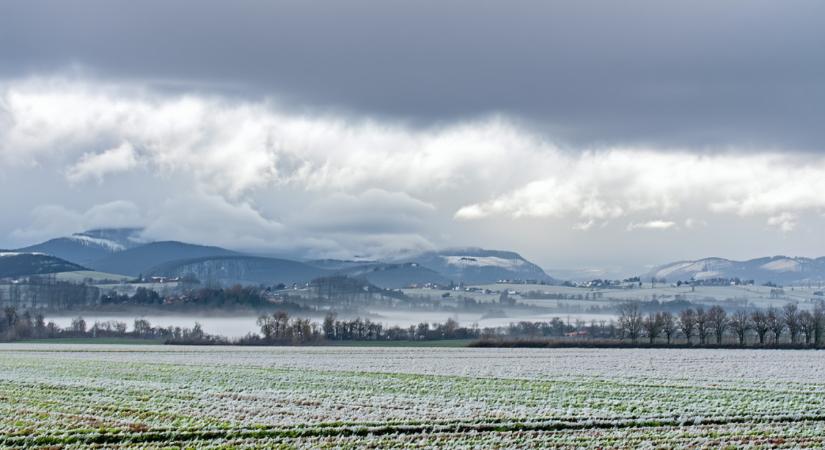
405, 248, 554, 284
645, 256, 825, 284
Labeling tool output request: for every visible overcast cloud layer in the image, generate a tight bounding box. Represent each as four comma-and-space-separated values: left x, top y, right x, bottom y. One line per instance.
1, 1, 824, 274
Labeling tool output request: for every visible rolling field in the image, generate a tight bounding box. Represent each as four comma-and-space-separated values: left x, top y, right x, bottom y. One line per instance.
1, 345, 825, 448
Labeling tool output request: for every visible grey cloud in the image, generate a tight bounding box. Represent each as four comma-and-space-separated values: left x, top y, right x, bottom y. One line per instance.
1, 0, 823, 149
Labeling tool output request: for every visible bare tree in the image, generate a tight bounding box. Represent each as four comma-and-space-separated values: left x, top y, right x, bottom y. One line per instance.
751, 310, 770, 345
798, 310, 816, 345
813, 301, 825, 346
695, 307, 710, 345
729, 309, 751, 346
707, 305, 728, 345
70, 316, 86, 334
643, 312, 663, 344
3, 307, 17, 329
660, 311, 677, 344
257, 314, 275, 340
766, 307, 784, 344
322, 312, 337, 340
783, 303, 800, 344
618, 302, 644, 343
678, 308, 697, 344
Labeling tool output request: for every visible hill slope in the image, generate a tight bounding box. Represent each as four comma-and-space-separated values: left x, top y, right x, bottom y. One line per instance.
402, 248, 555, 284
88, 241, 239, 276
148, 255, 329, 286
339, 262, 450, 289
0, 253, 87, 278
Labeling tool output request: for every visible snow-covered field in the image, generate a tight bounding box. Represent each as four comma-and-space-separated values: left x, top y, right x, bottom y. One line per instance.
463, 283, 823, 309
1, 345, 825, 448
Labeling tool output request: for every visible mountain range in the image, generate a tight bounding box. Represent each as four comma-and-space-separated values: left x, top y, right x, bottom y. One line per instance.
9, 228, 825, 287
2, 228, 556, 288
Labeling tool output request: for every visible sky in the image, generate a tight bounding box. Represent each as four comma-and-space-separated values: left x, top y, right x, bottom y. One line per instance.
1, 0, 824, 276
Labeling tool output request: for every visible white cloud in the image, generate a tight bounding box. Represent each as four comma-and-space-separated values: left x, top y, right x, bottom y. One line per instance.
142, 194, 284, 250
767, 212, 797, 232
456, 150, 825, 228
627, 220, 677, 231
293, 189, 435, 233
287, 189, 437, 259
0, 77, 549, 200
573, 219, 596, 231
12, 200, 143, 241
6, 77, 825, 230
683, 218, 707, 229
65, 141, 138, 183
2, 75, 825, 261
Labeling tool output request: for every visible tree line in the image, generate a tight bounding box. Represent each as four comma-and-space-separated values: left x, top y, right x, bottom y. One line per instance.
0, 306, 226, 344
617, 301, 825, 346
238, 312, 480, 345
6, 301, 825, 348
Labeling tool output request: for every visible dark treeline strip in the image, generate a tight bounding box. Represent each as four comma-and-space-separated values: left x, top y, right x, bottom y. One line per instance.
237, 300, 825, 347
0, 306, 226, 344
237, 312, 486, 345
100, 285, 311, 313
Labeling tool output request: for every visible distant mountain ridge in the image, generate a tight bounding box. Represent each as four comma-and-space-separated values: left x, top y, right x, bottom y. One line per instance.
644, 256, 825, 284
16, 228, 145, 265
10, 228, 825, 288
11, 228, 556, 287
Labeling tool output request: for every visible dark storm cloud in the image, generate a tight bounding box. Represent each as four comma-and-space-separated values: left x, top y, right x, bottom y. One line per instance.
1, 0, 823, 149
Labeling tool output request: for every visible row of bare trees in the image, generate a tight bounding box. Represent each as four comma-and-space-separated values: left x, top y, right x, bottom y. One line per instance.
618, 301, 825, 346
243, 312, 481, 345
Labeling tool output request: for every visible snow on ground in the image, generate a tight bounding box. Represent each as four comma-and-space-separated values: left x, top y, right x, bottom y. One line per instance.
442, 255, 525, 269
760, 258, 802, 272
0, 252, 47, 257
3, 345, 825, 447
68, 234, 126, 252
